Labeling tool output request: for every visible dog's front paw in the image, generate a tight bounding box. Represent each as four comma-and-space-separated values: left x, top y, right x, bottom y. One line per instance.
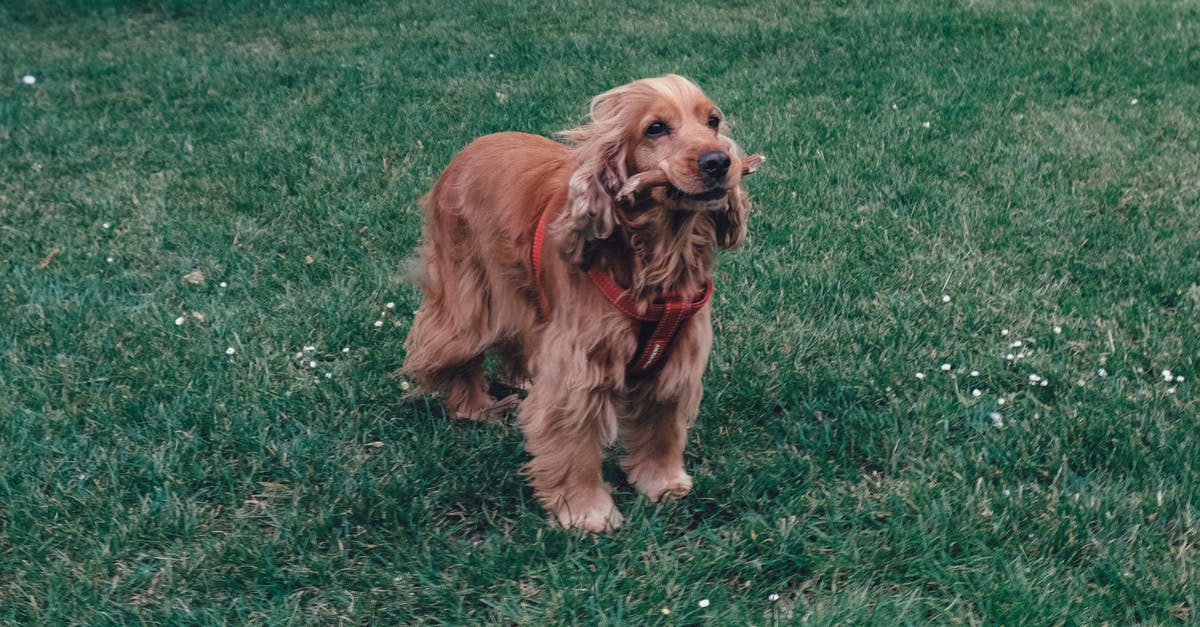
551, 491, 624, 533
626, 465, 694, 502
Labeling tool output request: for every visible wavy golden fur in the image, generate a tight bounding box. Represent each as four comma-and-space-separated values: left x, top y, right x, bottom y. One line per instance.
402, 75, 756, 532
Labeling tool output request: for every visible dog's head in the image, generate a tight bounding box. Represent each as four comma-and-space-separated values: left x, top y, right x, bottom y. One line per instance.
556, 75, 755, 264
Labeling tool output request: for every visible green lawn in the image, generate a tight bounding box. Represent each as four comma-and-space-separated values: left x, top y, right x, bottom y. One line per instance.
2, 0, 1198, 623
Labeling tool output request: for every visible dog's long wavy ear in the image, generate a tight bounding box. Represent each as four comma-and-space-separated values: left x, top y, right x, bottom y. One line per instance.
552, 87, 631, 265
714, 136, 755, 249
714, 184, 750, 249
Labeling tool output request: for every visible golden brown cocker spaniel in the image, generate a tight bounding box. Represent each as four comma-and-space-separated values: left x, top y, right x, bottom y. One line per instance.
403, 75, 761, 532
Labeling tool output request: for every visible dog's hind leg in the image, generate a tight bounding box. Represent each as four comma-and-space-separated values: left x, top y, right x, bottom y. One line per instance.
402, 246, 497, 419
494, 339, 531, 391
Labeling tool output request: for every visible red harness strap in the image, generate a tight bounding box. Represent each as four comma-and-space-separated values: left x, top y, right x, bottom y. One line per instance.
532, 207, 552, 317
532, 209, 713, 375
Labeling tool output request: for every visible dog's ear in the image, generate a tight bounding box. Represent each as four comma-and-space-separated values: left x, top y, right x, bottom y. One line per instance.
552, 144, 624, 265
553, 89, 631, 265
714, 184, 749, 249
714, 135, 753, 249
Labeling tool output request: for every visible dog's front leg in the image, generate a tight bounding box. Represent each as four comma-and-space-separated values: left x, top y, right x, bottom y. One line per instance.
618, 394, 698, 502
619, 308, 712, 502
518, 327, 628, 533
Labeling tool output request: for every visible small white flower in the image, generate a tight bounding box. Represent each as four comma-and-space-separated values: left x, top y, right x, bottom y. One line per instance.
921, 121, 931, 128
304, 345, 316, 352
941, 363, 952, 371
942, 294, 951, 303
225, 347, 236, 355
972, 389, 981, 397
970, 370, 980, 377
1028, 374, 1042, 383
309, 360, 317, 368
1098, 368, 1108, 377
342, 347, 350, 353
324, 372, 332, 379
998, 398, 1007, 405
487, 53, 496, 59
915, 372, 926, 380
219, 281, 228, 288
1054, 326, 1062, 334
768, 593, 780, 602
1162, 369, 1173, 381
698, 599, 710, 608
1131, 98, 1138, 105
1040, 379, 1049, 387
989, 412, 1003, 427
102, 222, 111, 229
1003, 489, 1011, 496
374, 320, 384, 328
1006, 354, 1015, 361
106, 256, 114, 263
1176, 375, 1185, 382
1010, 340, 1023, 348
174, 316, 186, 325
400, 381, 411, 391
22, 75, 36, 85
1001, 329, 1009, 336
1167, 386, 1176, 394
386, 302, 396, 309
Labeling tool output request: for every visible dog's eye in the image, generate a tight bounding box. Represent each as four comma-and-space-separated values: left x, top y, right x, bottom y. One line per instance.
644, 121, 669, 137
707, 115, 721, 129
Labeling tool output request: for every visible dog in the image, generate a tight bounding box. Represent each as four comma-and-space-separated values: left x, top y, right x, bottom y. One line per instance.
402, 75, 761, 532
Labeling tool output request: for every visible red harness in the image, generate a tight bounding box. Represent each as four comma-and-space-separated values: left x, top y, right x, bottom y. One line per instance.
532, 210, 713, 375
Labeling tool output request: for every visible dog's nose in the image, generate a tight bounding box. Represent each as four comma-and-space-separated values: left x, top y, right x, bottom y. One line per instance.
698, 151, 731, 179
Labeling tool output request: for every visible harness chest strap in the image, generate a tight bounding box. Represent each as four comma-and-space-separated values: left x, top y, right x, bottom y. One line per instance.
531, 209, 713, 374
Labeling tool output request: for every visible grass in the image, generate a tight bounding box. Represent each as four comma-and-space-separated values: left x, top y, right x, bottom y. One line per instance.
2, 0, 1198, 623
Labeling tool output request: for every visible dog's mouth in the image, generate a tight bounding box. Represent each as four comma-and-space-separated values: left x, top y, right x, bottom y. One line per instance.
666, 185, 727, 202
615, 155, 762, 208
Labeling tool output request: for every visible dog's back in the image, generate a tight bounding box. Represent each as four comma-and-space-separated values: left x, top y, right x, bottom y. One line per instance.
404, 132, 573, 417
